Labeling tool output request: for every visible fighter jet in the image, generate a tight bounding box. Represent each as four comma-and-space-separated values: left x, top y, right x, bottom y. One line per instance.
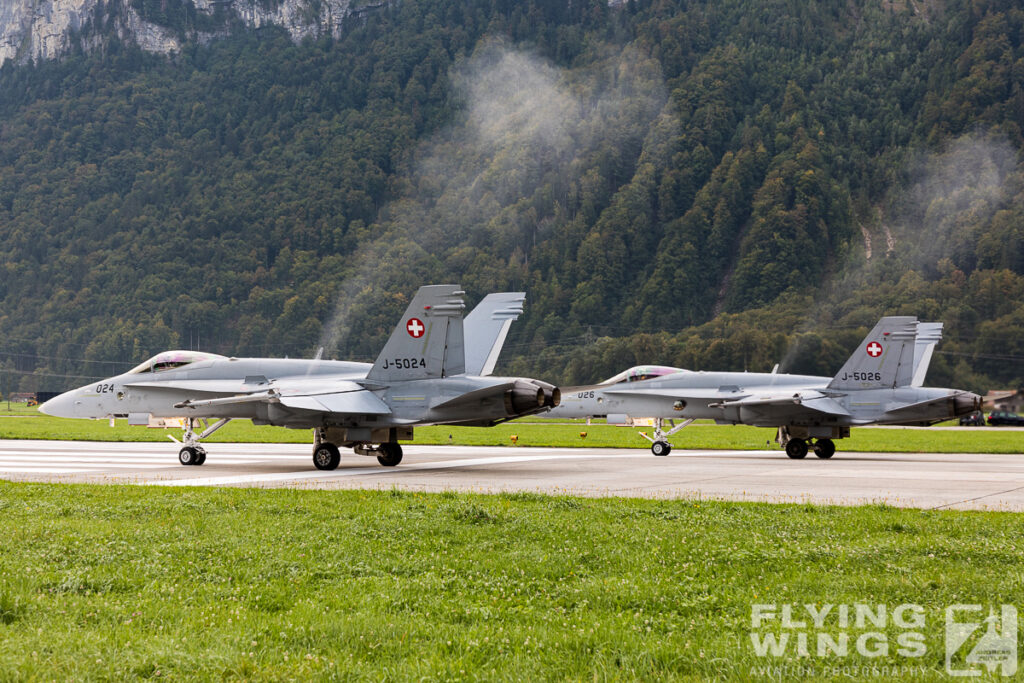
547, 317, 980, 458
40, 286, 559, 469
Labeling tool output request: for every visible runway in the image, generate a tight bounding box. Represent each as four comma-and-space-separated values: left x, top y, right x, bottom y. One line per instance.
2, 440, 1023, 510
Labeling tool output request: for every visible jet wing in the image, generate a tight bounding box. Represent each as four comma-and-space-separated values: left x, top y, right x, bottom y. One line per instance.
711, 392, 853, 417
277, 391, 391, 414
175, 380, 391, 415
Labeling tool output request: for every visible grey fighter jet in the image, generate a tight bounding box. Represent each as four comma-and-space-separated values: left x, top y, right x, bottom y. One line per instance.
40, 286, 559, 469
547, 317, 980, 458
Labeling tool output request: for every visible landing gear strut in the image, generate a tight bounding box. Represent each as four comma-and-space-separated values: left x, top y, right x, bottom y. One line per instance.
172, 417, 230, 466
639, 417, 695, 456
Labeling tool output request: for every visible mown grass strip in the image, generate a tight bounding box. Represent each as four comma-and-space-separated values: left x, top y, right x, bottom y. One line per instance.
0, 483, 1020, 680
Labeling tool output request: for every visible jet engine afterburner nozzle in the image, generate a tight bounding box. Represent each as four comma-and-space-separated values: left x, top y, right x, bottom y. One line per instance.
953, 391, 982, 417
504, 380, 560, 415
547, 387, 561, 408
505, 381, 545, 416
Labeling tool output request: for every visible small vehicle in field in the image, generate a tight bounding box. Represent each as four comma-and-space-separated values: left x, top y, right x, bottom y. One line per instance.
958, 410, 985, 426
986, 410, 1024, 426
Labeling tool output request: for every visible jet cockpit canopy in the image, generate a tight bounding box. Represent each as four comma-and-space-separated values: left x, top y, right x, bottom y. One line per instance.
599, 365, 687, 385
127, 350, 227, 375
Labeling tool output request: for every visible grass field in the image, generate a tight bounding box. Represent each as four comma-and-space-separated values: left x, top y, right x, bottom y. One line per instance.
0, 482, 1021, 680
0, 402, 1020, 453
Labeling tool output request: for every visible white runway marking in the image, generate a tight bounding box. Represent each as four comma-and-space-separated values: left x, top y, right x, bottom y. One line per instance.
156, 452, 663, 487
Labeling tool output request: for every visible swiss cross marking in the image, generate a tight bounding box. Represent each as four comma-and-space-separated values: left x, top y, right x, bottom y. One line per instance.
406, 318, 425, 338
866, 341, 883, 357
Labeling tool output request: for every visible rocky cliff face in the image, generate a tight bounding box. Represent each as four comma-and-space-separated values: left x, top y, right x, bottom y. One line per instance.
0, 0, 360, 66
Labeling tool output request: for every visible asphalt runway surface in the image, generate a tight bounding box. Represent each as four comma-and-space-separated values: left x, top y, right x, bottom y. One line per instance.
2, 439, 1023, 510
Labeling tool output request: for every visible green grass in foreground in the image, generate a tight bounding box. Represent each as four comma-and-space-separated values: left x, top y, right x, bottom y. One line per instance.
0, 483, 1021, 680
1, 410, 1021, 453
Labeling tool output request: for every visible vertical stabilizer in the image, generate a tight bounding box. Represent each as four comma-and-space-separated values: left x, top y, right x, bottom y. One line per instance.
366, 285, 466, 382
464, 292, 525, 376
911, 322, 943, 387
828, 317, 919, 390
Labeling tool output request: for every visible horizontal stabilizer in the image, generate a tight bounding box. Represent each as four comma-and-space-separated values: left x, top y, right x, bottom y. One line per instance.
882, 395, 952, 419
431, 382, 515, 410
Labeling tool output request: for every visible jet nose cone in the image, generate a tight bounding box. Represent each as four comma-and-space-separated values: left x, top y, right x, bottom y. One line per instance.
39, 391, 77, 418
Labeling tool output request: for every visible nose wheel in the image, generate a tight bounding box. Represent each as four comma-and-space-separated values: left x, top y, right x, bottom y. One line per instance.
651, 440, 672, 456
179, 446, 207, 466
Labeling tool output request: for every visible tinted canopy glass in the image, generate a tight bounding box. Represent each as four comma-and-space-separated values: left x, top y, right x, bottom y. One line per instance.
599, 365, 686, 385
127, 351, 226, 374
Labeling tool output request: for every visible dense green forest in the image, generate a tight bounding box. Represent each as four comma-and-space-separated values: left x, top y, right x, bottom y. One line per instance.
1, 0, 1023, 393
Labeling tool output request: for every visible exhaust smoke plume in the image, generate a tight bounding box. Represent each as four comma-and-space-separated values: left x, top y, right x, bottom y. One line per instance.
319, 39, 668, 358
778, 131, 1020, 373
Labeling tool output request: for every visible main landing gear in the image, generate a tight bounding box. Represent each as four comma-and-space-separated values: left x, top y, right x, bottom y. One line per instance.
639, 417, 696, 456
172, 417, 231, 466
311, 428, 404, 470
778, 427, 840, 460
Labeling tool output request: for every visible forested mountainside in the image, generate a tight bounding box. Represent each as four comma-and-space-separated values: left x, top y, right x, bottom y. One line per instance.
1, 0, 1023, 393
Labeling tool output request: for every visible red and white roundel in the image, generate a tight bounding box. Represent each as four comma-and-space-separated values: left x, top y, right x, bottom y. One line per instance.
406, 318, 425, 338
866, 341, 883, 357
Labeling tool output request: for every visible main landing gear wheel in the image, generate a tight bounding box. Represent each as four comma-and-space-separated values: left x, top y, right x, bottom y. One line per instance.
651, 440, 672, 456
813, 438, 836, 459
377, 443, 403, 467
785, 438, 809, 459
179, 446, 206, 466
313, 443, 341, 471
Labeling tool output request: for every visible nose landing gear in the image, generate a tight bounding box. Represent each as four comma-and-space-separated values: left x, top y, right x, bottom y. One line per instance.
640, 417, 695, 456
172, 418, 229, 466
